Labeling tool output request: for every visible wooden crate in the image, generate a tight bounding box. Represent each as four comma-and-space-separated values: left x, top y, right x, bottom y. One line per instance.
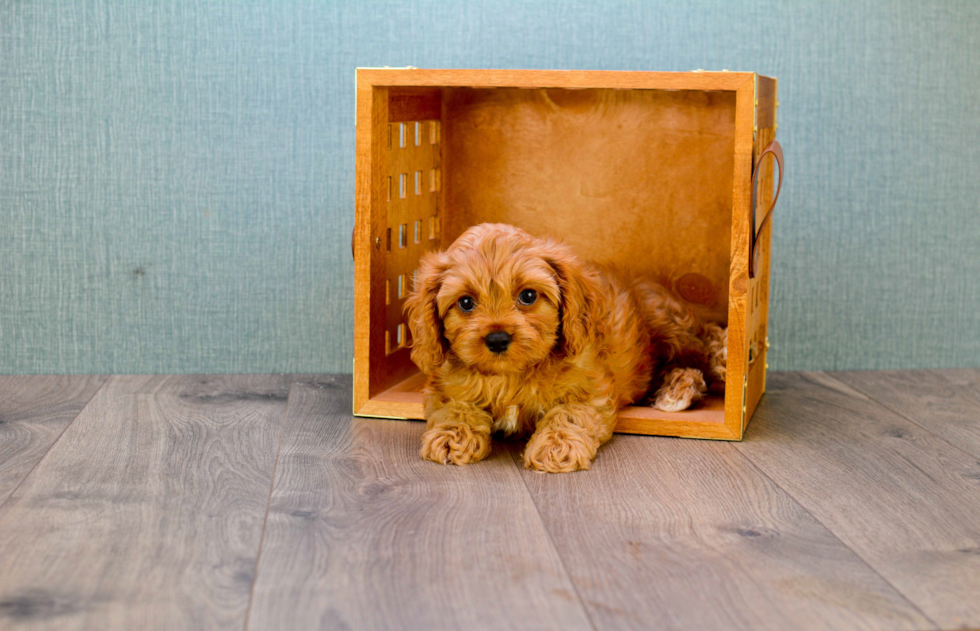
353, 69, 779, 440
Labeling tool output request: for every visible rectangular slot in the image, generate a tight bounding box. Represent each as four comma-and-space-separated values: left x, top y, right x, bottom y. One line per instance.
414, 121, 421, 146
385, 330, 391, 355
415, 171, 422, 196
397, 274, 404, 299
387, 176, 392, 202
396, 323, 405, 347
399, 173, 406, 199
386, 279, 390, 305
430, 168, 440, 192
414, 220, 421, 244
387, 124, 392, 150
386, 227, 391, 252
430, 120, 439, 144
398, 122, 406, 148
398, 224, 407, 249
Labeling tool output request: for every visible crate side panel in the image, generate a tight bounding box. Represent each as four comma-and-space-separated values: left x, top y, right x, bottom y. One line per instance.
384, 117, 442, 358
746, 122, 777, 427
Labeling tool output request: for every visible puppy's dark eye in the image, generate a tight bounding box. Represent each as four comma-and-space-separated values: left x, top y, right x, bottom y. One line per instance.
457, 296, 476, 312
518, 289, 538, 306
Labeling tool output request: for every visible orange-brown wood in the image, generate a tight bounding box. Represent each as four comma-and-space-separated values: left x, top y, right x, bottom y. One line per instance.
388, 87, 441, 122
354, 69, 776, 439
353, 80, 387, 413
358, 373, 738, 439
442, 87, 735, 324
757, 76, 776, 130
723, 76, 757, 439
384, 117, 441, 357
745, 79, 778, 430
359, 68, 753, 91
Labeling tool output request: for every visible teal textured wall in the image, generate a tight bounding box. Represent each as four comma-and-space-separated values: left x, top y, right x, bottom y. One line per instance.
2, 0, 978, 374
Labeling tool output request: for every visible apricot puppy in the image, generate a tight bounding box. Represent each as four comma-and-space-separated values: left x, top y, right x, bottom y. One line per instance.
404, 223, 726, 473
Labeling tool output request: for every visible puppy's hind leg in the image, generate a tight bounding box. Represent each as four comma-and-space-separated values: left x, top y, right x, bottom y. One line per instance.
650, 322, 724, 411
653, 367, 707, 412
633, 280, 726, 411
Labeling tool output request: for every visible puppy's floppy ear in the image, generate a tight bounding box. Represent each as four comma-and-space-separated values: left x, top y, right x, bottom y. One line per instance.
539, 242, 602, 357
404, 251, 451, 374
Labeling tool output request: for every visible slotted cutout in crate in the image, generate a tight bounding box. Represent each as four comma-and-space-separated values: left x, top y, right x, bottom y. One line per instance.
383, 114, 442, 368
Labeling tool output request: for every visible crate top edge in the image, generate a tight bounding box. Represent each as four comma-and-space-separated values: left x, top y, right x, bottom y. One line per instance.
356, 68, 773, 91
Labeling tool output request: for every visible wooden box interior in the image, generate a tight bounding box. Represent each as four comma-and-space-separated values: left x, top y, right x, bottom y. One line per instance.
355, 72, 775, 439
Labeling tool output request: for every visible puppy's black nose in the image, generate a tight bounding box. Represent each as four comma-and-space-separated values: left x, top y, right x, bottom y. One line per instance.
485, 331, 512, 354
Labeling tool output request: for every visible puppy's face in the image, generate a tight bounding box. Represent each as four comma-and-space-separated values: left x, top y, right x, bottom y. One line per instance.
406, 224, 568, 376
437, 247, 561, 374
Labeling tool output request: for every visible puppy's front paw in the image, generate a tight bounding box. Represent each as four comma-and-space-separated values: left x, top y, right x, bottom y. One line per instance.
653, 367, 707, 412
420, 422, 491, 466
523, 426, 596, 473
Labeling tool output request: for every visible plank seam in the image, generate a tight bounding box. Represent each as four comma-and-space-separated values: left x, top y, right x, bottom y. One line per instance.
506, 445, 601, 631
242, 375, 295, 631
0, 374, 111, 512
836, 371, 980, 462
729, 376, 941, 630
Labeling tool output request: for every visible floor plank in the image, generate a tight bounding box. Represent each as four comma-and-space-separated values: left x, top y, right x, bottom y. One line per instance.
513, 433, 932, 631
0, 375, 108, 506
735, 371, 980, 630
246, 375, 594, 631
839, 369, 980, 460
0, 375, 290, 631
931, 367, 980, 392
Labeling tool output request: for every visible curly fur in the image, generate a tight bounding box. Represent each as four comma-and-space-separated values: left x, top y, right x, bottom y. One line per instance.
404, 223, 726, 473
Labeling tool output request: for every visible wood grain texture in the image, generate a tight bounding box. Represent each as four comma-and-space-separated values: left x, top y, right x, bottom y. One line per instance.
384, 114, 441, 359
513, 437, 931, 631
353, 76, 388, 411
360, 373, 736, 438
0, 375, 108, 506
358, 68, 757, 91
723, 77, 758, 439
744, 120, 776, 431
757, 76, 776, 129
0, 375, 290, 631
441, 86, 735, 324
934, 368, 980, 392
840, 368, 980, 459
735, 371, 980, 629
247, 375, 594, 631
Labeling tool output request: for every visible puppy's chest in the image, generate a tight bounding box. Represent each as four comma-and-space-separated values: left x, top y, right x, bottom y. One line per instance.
456, 375, 549, 435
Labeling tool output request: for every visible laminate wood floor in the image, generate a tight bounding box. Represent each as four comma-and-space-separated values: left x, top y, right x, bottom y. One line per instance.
0, 371, 978, 631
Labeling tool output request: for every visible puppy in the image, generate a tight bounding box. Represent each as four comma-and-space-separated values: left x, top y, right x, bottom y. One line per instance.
404, 223, 726, 473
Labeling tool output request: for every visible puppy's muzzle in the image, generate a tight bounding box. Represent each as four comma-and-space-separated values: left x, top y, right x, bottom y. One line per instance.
484, 331, 512, 354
